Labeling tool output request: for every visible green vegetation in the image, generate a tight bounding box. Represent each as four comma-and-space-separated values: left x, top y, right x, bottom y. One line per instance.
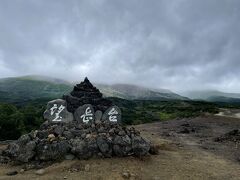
0, 103, 45, 140
213, 101, 240, 109
0, 98, 220, 140
207, 96, 240, 105
109, 98, 219, 125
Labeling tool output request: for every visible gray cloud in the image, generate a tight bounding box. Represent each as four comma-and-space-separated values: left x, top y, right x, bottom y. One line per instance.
0, 0, 240, 92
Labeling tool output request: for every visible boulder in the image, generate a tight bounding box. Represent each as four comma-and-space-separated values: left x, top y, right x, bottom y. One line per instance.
96, 136, 112, 157
95, 110, 103, 122
87, 138, 99, 155
102, 106, 122, 124
0, 156, 10, 164
6, 171, 18, 176
113, 135, 132, 156
132, 136, 150, 156
17, 134, 31, 146
3, 143, 19, 158
74, 104, 95, 124
16, 141, 36, 163
3, 134, 36, 163
63, 131, 74, 140
44, 99, 73, 123
53, 125, 64, 136
36, 140, 70, 161
36, 130, 49, 139
70, 139, 92, 159
70, 129, 84, 137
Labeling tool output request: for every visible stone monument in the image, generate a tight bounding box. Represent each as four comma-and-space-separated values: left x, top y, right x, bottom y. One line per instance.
0, 78, 151, 164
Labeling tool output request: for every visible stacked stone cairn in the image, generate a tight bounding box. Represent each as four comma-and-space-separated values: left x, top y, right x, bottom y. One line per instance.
0, 78, 151, 164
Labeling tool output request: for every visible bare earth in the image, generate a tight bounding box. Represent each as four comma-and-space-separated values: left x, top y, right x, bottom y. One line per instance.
216, 108, 240, 119
1, 115, 240, 180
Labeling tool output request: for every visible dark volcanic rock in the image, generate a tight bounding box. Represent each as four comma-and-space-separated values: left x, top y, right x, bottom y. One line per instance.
17, 134, 31, 146
16, 141, 36, 163
6, 171, 18, 176
53, 125, 64, 136
132, 136, 150, 156
36, 130, 49, 139
36, 140, 70, 161
0, 156, 10, 164
87, 138, 99, 155
113, 135, 132, 156
3, 143, 19, 159
97, 136, 112, 157
215, 129, 240, 142
63, 131, 74, 140
3, 135, 36, 163
74, 104, 95, 124
3, 122, 151, 163
63, 77, 112, 113
70, 139, 90, 159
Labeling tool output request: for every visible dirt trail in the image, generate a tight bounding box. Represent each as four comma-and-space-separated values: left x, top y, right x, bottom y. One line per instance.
1, 116, 240, 180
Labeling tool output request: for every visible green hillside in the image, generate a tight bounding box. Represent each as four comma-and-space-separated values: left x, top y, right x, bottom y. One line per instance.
0, 76, 188, 104
0, 77, 72, 104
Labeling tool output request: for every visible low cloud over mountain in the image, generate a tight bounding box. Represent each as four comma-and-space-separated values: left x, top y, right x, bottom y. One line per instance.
0, 0, 240, 92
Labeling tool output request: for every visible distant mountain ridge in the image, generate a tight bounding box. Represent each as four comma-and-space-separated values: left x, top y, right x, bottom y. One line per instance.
182, 90, 240, 103
0, 75, 188, 104
207, 96, 240, 103
97, 83, 187, 100
12, 75, 70, 84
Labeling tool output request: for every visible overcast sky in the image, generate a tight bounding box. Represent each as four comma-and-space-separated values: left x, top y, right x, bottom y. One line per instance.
0, 0, 239, 92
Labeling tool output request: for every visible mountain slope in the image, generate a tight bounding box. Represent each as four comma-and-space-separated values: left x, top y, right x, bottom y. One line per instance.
0, 76, 72, 104
207, 96, 240, 104
0, 76, 188, 104
18, 75, 70, 84
97, 84, 188, 100
182, 90, 240, 103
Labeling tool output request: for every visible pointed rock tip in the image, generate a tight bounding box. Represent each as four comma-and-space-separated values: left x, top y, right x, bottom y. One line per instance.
83, 77, 92, 85
84, 77, 89, 82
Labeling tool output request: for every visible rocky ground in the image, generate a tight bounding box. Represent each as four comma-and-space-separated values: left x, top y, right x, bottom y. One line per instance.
1, 115, 240, 179
216, 108, 240, 119
1, 121, 150, 163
